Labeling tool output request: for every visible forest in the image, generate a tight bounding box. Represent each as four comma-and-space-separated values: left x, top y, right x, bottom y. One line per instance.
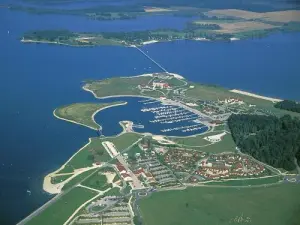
228, 114, 300, 171
274, 100, 300, 113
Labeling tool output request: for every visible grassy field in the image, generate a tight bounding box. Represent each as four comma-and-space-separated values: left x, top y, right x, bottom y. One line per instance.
58, 133, 141, 173
192, 134, 236, 153
51, 174, 73, 184
125, 144, 144, 158
173, 131, 224, 147
205, 175, 283, 186
26, 187, 97, 225
62, 169, 97, 191
216, 21, 277, 33
104, 187, 122, 196
140, 184, 300, 225
58, 139, 112, 173
81, 172, 111, 191
207, 9, 300, 23
84, 76, 152, 98
173, 131, 235, 154
214, 124, 226, 131
54, 102, 125, 130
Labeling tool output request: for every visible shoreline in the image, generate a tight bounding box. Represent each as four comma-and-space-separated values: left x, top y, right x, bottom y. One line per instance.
43, 138, 92, 194
53, 102, 128, 131
230, 89, 282, 103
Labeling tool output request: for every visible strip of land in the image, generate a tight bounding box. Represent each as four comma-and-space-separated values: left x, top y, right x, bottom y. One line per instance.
54, 102, 127, 130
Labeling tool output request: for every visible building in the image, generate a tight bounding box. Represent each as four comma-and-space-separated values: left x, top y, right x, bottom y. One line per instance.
152, 81, 170, 89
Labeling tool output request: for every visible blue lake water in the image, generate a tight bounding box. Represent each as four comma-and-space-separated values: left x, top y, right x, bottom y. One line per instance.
1, 5, 300, 225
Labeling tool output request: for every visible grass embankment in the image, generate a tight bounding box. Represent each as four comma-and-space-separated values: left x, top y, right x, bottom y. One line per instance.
82, 172, 112, 191
26, 187, 97, 225
54, 102, 126, 130
140, 184, 300, 225
51, 174, 73, 184
58, 133, 141, 173
83, 76, 153, 98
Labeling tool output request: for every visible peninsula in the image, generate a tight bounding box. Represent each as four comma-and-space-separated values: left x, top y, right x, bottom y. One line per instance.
19, 72, 300, 225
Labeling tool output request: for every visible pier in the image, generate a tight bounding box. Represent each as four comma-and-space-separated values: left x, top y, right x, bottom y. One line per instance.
134, 46, 168, 73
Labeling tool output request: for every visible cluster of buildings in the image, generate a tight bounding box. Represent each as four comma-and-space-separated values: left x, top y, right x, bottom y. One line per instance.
133, 167, 156, 184
195, 154, 266, 180
136, 157, 178, 187
218, 98, 245, 105
152, 81, 170, 89
116, 163, 133, 182
75, 197, 133, 225
163, 148, 207, 173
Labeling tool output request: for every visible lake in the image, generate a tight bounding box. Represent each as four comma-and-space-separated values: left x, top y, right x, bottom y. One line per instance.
0, 5, 300, 225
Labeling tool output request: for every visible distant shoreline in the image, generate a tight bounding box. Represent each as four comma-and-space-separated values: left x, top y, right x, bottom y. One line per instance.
230, 89, 282, 103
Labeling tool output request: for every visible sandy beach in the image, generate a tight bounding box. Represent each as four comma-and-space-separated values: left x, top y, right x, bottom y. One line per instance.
230, 89, 282, 102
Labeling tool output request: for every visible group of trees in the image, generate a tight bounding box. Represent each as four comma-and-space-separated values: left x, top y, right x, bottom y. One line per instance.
185, 22, 221, 31
228, 114, 300, 170
274, 100, 300, 113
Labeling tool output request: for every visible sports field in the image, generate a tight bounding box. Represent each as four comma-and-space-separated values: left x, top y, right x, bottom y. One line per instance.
139, 184, 300, 225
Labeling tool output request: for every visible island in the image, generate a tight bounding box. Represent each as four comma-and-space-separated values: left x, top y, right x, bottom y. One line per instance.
20, 9, 300, 46
19, 71, 300, 225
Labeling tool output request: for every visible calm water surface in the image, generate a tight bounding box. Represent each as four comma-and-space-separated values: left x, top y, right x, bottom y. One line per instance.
1, 5, 300, 225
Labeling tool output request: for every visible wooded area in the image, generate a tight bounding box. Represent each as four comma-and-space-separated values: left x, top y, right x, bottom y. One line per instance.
274, 100, 300, 113
228, 114, 300, 170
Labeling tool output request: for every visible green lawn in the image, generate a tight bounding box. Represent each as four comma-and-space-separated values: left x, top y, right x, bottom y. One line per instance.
58, 139, 112, 173
205, 175, 283, 186
214, 124, 226, 131
84, 76, 152, 98
173, 132, 235, 153
125, 144, 144, 158
81, 172, 112, 191
62, 169, 97, 191
26, 187, 97, 225
51, 174, 73, 184
104, 187, 122, 196
54, 102, 125, 130
140, 184, 300, 225
192, 134, 237, 153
